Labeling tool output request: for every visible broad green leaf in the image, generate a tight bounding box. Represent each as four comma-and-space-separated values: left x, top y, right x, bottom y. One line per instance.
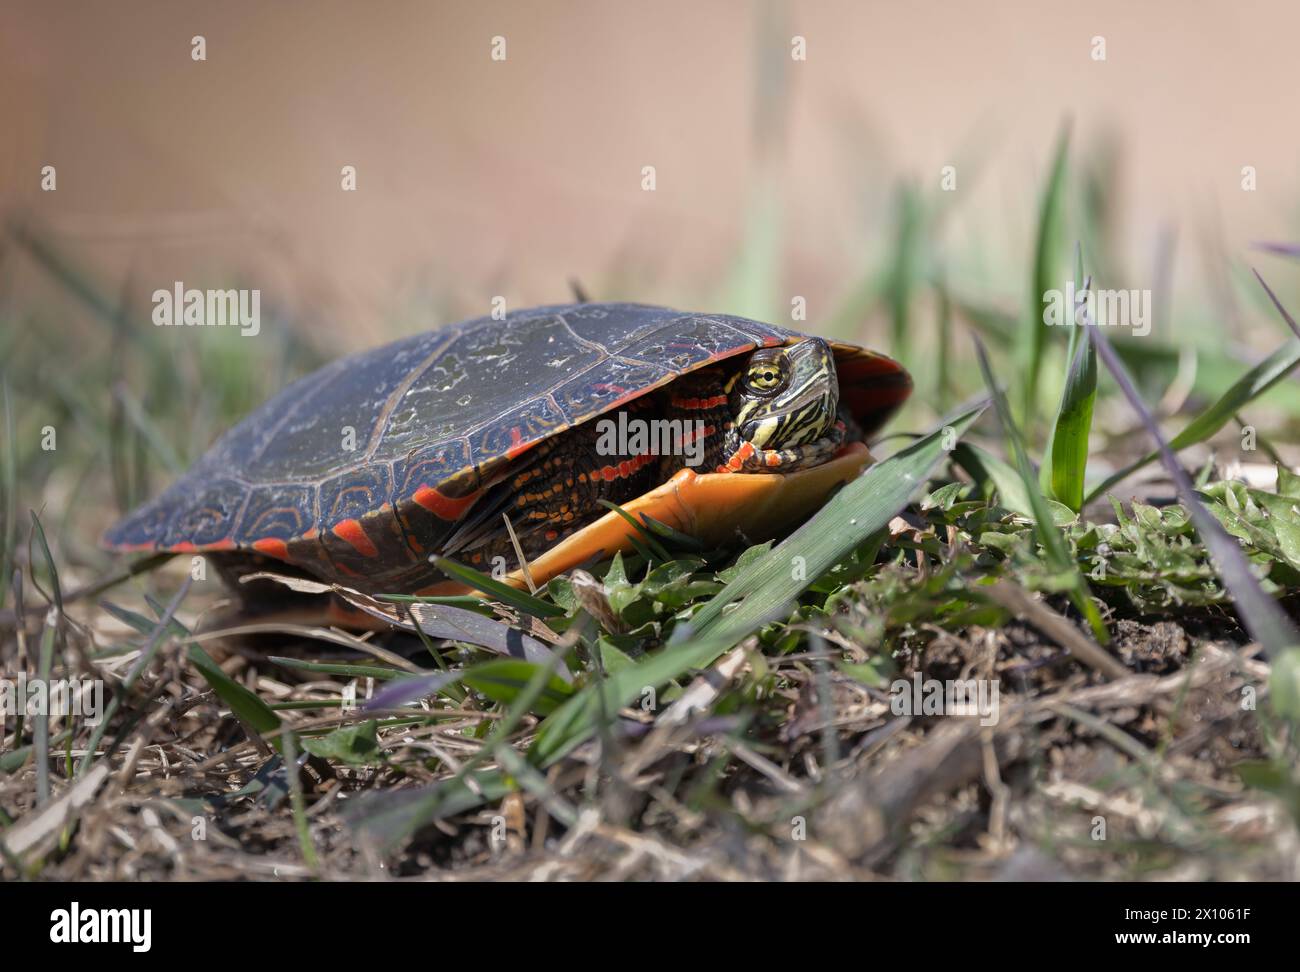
953, 442, 1033, 516
1249, 490, 1300, 571
1277, 463, 1300, 499
301, 720, 383, 765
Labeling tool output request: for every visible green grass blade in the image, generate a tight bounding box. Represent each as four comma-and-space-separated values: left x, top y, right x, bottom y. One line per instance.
430, 556, 566, 619
1046, 306, 1097, 512
27, 511, 64, 615
267, 657, 404, 681
974, 337, 1109, 643
597, 500, 672, 562
1022, 123, 1071, 420
886, 181, 924, 358
462, 658, 575, 716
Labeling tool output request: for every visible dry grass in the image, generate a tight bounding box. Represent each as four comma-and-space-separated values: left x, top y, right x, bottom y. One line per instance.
3, 558, 1295, 882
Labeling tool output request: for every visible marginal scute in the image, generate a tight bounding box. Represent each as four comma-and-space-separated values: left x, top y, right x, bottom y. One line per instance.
467, 396, 568, 467
392, 440, 472, 499
319, 463, 393, 526
161, 478, 247, 548
235, 483, 316, 543
102, 498, 172, 550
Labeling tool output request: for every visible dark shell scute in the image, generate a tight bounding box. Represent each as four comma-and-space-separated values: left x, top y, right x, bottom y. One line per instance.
551, 356, 675, 421
558, 303, 695, 347
161, 478, 247, 548
241, 331, 442, 481
619, 315, 762, 372
103, 497, 173, 549
319, 464, 394, 527
469, 396, 568, 466
393, 440, 474, 498
372, 315, 602, 461
235, 484, 317, 543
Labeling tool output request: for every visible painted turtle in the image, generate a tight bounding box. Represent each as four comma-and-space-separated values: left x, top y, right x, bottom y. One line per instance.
104, 303, 911, 599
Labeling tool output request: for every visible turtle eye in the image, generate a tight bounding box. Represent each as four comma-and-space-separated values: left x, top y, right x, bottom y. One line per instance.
743, 363, 785, 394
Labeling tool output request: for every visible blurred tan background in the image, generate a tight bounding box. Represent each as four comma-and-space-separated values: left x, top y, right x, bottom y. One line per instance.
2, 0, 1297, 347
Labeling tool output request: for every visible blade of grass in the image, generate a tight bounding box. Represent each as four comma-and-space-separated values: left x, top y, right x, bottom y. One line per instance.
886, 181, 924, 359
952, 442, 1033, 516
112, 383, 185, 475
1252, 268, 1300, 339
32, 612, 56, 806
430, 556, 565, 619
1083, 334, 1300, 506
973, 336, 1109, 643
935, 266, 953, 410
1022, 122, 1071, 421
1045, 271, 1098, 511
27, 511, 63, 616
597, 499, 673, 562
1252, 242, 1300, 259
267, 657, 403, 681
26, 513, 66, 806
1083, 313, 1300, 661
462, 658, 575, 716
279, 730, 321, 873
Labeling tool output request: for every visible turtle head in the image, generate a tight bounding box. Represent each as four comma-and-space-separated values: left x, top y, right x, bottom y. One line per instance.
724, 338, 843, 470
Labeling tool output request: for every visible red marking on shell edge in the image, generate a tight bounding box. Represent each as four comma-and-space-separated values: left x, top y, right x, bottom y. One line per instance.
171, 542, 197, 553
252, 537, 290, 560
504, 425, 534, 460
332, 518, 380, 558
414, 485, 481, 521
208, 538, 237, 551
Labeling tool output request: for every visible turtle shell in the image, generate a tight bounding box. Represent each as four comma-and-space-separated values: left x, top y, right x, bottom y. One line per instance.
103, 302, 911, 589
